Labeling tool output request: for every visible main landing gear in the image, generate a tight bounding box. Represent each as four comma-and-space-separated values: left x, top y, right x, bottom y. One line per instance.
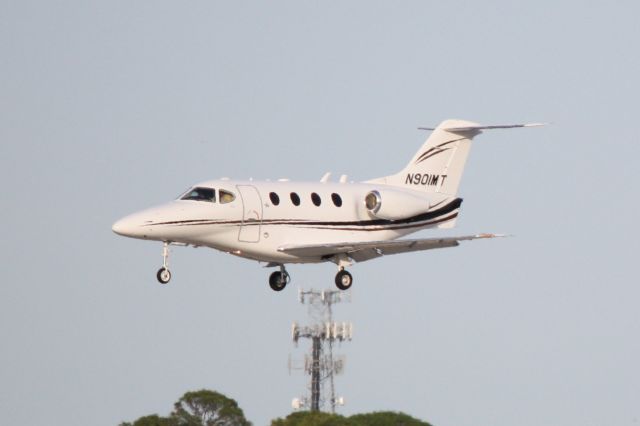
333, 254, 354, 291
156, 242, 171, 284
335, 268, 353, 290
267, 265, 354, 292
269, 266, 290, 291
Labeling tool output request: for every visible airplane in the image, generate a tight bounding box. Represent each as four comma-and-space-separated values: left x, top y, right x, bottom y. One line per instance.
112, 119, 542, 291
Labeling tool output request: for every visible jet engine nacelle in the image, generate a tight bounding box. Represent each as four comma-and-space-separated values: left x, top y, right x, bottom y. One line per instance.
364, 189, 430, 220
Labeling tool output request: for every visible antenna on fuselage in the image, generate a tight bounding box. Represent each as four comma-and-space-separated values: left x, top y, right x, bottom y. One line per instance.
320, 172, 331, 183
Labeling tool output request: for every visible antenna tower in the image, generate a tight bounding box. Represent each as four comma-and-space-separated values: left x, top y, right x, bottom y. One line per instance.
290, 288, 352, 413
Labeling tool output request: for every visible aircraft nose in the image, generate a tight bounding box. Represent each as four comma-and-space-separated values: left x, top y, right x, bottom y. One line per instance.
112, 216, 135, 236
112, 212, 153, 238
112, 205, 173, 239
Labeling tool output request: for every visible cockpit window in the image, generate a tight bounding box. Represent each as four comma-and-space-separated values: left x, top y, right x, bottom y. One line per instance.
219, 189, 236, 204
181, 187, 216, 202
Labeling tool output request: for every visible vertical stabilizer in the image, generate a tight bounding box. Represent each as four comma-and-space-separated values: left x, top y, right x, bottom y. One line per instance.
367, 119, 482, 196
366, 119, 544, 197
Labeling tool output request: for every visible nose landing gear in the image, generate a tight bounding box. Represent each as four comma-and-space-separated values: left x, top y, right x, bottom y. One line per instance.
157, 267, 171, 284
156, 242, 171, 284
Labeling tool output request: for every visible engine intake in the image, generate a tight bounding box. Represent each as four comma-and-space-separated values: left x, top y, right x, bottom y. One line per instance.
364, 189, 430, 220
364, 190, 382, 214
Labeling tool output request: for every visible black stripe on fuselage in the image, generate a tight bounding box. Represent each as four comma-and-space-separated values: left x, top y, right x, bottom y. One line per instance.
144, 198, 462, 231
304, 211, 459, 231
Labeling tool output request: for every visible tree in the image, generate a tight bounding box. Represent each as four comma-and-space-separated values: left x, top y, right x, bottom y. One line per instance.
271, 411, 354, 426
120, 414, 176, 426
121, 389, 433, 426
349, 411, 432, 426
171, 389, 251, 426
121, 389, 251, 426
271, 410, 432, 426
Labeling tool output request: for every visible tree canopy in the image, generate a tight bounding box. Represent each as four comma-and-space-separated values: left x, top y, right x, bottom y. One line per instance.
172, 389, 251, 426
349, 411, 432, 426
271, 411, 353, 426
121, 389, 433, 426
120, 389, 251, 426
122, 414, 175, 426
270, 410, 432, 426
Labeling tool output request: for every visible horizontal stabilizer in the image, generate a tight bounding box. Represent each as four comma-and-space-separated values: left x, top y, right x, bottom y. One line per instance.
418, 123, 546, 132
278, 233, 505, 263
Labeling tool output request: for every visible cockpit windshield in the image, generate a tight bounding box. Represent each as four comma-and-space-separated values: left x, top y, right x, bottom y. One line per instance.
180, 187, 216, 202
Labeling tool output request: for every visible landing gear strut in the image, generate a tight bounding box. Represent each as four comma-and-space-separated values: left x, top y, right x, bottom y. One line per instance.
335, 269, 353, 290
156, 242, 171, 284
269, 266, 290, 291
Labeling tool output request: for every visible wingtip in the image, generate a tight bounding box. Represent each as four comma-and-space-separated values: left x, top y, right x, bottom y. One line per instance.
477, 233, 511, 239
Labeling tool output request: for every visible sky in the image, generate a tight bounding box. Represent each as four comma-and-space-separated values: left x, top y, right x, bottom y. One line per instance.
1, 1, 639, 425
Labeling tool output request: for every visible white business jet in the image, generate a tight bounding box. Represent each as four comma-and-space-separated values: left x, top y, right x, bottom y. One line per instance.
113, 119, 541, 291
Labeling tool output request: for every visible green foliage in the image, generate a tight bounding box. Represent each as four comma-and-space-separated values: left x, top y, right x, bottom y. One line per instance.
172, 389, 251, 426
271, 411, 354, 426
119, 414, 176, 426
122, 389, 433, 426
349, 411, 432, 426
271, 410, 432, 426
121, 389, 251, 426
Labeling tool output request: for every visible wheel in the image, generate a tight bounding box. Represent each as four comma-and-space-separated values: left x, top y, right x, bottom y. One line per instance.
157, 267, 171, 284
269, 270, 289, 291
335, 270, 353, 290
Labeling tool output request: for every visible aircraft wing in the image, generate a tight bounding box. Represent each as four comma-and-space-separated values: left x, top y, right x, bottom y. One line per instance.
277, 233, 504, 262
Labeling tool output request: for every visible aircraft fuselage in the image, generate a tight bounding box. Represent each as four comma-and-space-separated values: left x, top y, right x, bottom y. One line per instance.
113, 179, 460, 264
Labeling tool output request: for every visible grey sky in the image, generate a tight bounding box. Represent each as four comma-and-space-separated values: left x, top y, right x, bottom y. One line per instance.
1, 1, 639, 425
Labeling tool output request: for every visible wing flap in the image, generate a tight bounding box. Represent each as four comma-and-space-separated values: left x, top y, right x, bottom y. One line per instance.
278, 233, 504, 262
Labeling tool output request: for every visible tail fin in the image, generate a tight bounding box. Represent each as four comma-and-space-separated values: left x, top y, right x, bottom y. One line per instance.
367, 119, 543, 196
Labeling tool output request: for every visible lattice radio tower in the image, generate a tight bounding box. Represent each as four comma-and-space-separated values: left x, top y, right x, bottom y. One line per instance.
289, 288, 353, 412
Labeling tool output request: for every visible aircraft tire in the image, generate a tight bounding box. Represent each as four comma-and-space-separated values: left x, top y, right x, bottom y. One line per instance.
269, 271, 288, 291
157, 267, 171, 284
335, 270, 353, 290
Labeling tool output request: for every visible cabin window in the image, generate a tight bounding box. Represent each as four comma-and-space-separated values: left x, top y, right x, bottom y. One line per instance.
290, 192, 301, 206
181, 187, 216, 202
331, 193, 342, 207
311, 192, 321, 206
219, 189, 236, 204
269, 192, 280, 206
